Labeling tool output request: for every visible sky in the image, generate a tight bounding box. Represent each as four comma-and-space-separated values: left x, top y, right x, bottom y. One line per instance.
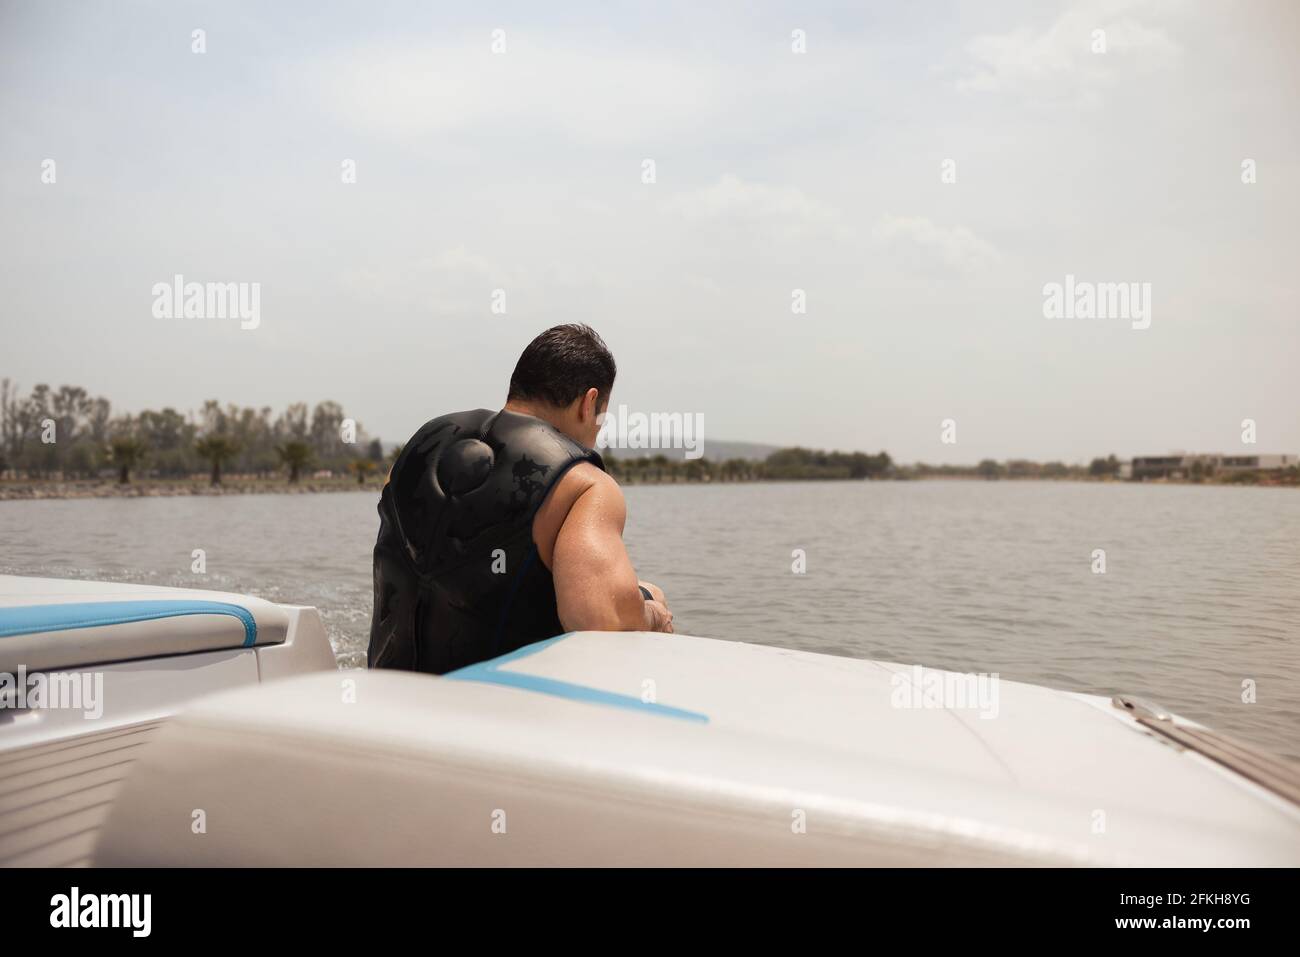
1, 0, 1296, 464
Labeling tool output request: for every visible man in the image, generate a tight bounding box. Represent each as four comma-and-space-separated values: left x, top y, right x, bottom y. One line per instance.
368, 324, 673, 674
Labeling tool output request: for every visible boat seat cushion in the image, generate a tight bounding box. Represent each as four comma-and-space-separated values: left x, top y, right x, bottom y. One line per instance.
0, 577, 290, 672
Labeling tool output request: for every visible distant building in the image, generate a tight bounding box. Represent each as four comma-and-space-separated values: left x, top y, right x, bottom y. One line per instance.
1132, 455, 1188, 479
1220, 454, 1298, 472
1131, 453, 1298, 480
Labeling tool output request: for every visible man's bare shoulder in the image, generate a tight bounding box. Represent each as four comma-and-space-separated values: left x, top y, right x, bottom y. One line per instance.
533, 462, 623, 566
552, 460, 620, 503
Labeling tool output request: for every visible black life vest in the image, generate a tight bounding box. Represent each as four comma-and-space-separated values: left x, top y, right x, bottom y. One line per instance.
367, 409, 604, 674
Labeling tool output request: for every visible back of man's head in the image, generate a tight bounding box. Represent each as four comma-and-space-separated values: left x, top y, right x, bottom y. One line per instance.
507, 324, 617, 410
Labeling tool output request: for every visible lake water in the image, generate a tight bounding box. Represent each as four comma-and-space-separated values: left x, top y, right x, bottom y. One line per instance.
2, 481, 1298, 760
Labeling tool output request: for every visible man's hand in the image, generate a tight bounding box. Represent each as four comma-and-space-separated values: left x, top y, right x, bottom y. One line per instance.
643, 598, 673, 633
638, 580, 672, 633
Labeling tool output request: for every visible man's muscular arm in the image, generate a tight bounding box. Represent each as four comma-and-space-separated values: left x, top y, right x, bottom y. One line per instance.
550, 471, 672, 633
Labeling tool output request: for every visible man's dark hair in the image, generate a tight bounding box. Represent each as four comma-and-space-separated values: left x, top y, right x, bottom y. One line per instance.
507, 324, 617, 408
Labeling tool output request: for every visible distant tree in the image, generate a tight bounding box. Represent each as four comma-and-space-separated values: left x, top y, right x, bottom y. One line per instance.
762, 446, 891, 481
107, 435, 148, 485
227, 404, 275, 475
1089, 454, 1120, 478
139, 407, 196, 476
683, 457, 712, 482
275, 403, 309, 442
195, 435, 241, 486
309, 401, 348, 468
977, 459, 1004, 480
65, 440, 102, 478
720, 458, 750, 481
277, 440, 314, 484
0, 379, 17, 475
349, 458, 376, 486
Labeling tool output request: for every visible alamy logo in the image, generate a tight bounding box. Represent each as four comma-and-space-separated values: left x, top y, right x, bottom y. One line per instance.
151, 274, 260, 329
49, 887, 151, 937
889, 665, 1000, 719
1042, 274, 1151, 330
596, 404, 705, 460
1, 666, 103, 719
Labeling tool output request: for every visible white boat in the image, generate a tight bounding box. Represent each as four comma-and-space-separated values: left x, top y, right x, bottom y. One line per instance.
0, 575, 335, 866
3, 575, 1298, 867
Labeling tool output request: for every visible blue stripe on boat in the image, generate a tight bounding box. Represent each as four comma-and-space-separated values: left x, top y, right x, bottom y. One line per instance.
0, 600, 259, 647
446, 633, 709, 723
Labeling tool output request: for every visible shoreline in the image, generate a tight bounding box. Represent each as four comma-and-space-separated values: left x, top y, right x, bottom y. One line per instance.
0, 477, 386, 500
2, 473, 1294, 501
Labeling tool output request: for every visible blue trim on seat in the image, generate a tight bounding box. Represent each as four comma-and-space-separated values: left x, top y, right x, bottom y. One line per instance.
445, 633, 709, 724
0, 600, 259, 647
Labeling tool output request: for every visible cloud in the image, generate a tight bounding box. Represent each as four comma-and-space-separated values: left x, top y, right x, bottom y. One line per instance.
872, 215, 1002, 274
665, 174, 846, 241
955, 0, 1182, 102
339, 244, 509, 315
290, 34, 729, 148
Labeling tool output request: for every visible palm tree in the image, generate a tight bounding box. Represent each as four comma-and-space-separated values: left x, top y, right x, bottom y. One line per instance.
683, 458, 711, 482
277, 440, 314, 484
348, 458, 376, 486
195, 435, 241, 486
108, 436, 149, 485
